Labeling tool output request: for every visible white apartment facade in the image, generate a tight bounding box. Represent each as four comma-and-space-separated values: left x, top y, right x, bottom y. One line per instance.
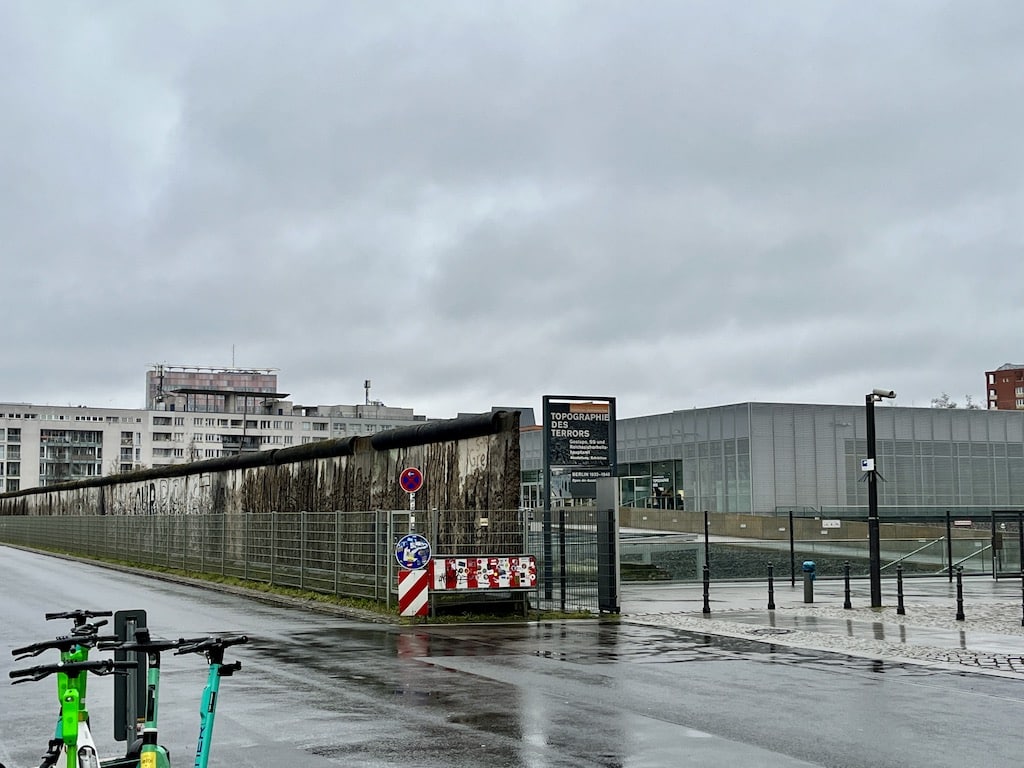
0, 400, 426, 492
0, 367, 427, 492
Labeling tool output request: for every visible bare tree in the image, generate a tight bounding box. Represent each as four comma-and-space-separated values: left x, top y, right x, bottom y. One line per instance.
931, 392, 982, 410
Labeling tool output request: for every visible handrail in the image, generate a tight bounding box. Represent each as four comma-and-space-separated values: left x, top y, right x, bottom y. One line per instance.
951, 544, 992, 570
881, 536, 945, 572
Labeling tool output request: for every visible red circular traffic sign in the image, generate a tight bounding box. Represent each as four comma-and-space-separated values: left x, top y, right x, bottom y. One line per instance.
400, 467, 424, 494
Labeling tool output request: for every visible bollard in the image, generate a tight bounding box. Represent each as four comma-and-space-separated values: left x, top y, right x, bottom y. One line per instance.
767, 563, 776, 610
843, 561, 852, 610
896, 563, 905, 616
702, 563, 711, 614
802, 560, 815, 604
955, 566, 965, 621
1020, 568, 1023, 628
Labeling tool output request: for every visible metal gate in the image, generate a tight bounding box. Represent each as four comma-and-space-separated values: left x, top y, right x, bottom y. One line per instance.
991, 510, 1024, 579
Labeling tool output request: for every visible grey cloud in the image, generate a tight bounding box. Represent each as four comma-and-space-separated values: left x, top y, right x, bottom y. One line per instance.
1, 2, 1022, 417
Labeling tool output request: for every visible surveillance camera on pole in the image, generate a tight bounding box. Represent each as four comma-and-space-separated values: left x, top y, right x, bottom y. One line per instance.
871, 389, 896, 400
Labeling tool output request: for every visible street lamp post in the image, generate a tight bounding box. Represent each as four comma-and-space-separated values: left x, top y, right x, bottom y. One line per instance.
866, 388, 896, 608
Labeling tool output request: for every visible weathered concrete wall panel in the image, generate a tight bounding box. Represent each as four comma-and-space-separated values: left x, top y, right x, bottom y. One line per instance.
0, 412, 521, 553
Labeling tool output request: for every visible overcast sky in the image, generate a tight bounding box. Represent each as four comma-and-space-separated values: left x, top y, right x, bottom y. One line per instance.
3, 2, 1022, 420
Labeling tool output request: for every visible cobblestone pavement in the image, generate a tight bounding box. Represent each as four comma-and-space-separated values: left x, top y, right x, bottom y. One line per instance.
622, 581, 1024, 678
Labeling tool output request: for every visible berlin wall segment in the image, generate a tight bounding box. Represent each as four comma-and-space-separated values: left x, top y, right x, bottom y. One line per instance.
0, 411, 522, 554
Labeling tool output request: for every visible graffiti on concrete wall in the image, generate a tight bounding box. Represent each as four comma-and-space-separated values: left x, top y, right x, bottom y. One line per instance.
0, 413, 522, 543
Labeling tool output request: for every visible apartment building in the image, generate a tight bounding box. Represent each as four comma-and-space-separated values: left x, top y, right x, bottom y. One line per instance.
0, 366, 427, 492
986, 363, 1024, 410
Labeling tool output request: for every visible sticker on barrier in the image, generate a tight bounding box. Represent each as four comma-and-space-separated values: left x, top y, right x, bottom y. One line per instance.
432, 555, 537, 591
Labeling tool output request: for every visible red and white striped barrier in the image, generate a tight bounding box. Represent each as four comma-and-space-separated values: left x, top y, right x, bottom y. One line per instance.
398, 567, 430, 616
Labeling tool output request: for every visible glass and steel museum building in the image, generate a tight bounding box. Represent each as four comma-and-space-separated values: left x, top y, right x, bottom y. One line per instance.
520, 403, 1024, 516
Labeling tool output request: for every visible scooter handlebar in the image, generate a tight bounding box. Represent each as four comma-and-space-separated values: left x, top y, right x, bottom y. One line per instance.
10, 659, 136, 683
175, 635, 249, 656
12, 633, 119, 659
44, 610, 113, 622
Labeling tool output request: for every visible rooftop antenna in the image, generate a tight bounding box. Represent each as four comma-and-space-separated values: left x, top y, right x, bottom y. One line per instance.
365, 379, 371, 406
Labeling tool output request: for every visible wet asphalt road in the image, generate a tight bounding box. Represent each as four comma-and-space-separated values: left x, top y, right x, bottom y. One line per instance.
2, 546, 1023, 768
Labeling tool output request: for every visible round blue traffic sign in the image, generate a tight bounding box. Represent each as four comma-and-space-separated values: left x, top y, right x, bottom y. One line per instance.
395, 533, 431, 570
400, 467, 424, 494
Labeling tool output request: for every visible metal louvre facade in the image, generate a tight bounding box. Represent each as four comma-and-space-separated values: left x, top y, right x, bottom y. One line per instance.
523, 403, 1024, 516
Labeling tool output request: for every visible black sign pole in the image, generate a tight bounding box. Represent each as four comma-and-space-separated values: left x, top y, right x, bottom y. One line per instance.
542, 396, 553, 601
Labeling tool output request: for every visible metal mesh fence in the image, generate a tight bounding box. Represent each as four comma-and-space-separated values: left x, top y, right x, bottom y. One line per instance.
617, 509, 1015, 582
0, 510, 600, 610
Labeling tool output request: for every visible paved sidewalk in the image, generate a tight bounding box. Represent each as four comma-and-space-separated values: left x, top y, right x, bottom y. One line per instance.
620, 575, 1024, 677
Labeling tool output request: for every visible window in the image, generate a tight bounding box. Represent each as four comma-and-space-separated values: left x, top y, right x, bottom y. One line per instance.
273, 420, 282, 429
7, 428, 19, 443
313, 422, 327, 432
302, 422, 311, 431
194, 433, 204, 442
6, 479, 18, 491
194, 418, 203, 426
174, 417, 185, 426
7, 462, 19, 476
260, 420, 271, 429
7, 445, 19, 460
284, 436, 293, 445
173, 433, 184, 441
153, 416, 172, 426
152, 432, 172, 442
284, 421, 293, 430
173, 448, 184, 458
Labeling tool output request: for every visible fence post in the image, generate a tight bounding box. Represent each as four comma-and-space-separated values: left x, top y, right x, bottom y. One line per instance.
271, 512, 276, 586
703, 510, 710, 572
386, 510, 393, 611
220, 511, 226, 577
243, 513, 249, 582
702, 563, 711, 614
334, 510, 340, 597
946, 511, 953, 582
559, 508, 567, 613
789, 511, 796, 587
767, 563, 775, 610
300, 511, 306, 591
